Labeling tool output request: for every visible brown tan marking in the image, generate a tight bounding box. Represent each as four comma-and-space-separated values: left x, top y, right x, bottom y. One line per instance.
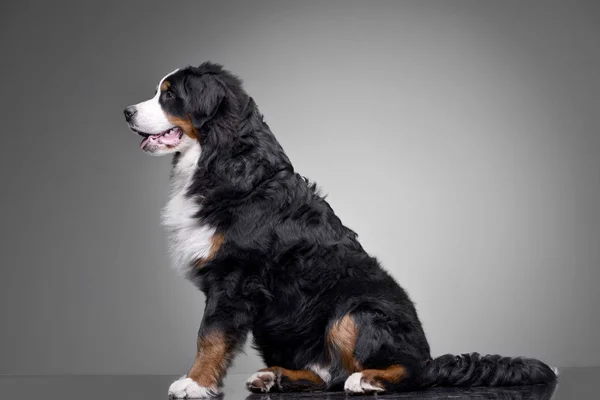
193, 233, 225, 269
260, 366, 324, 384
327, 314, 361, 372
249, 367, 326, 392
187, 330, 230, 388
166, 113, 198, 139
361, 365, 407, 389
160, 80, 171, 92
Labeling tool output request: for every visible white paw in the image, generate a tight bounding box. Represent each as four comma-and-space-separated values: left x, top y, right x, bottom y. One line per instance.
168, 377, 220, 398
246, 371, 277, 393
344, 372, 385, 394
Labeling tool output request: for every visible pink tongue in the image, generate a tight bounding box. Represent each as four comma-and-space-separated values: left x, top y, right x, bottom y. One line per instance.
140, 129, 181, 149
158, 129, 181, 145
140, 136, 151, 149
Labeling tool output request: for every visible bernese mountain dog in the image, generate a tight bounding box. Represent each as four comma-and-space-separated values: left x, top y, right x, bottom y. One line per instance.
123, 62, 557, 398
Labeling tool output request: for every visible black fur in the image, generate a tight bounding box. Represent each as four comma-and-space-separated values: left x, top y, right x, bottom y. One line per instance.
419, 353, 557, 388
136, 62, 557, 392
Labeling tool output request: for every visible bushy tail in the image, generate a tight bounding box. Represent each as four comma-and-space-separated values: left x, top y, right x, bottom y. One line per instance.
418, 353, 558, 388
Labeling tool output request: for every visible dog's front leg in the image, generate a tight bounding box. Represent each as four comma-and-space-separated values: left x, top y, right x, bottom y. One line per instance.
168, 292, 250, 398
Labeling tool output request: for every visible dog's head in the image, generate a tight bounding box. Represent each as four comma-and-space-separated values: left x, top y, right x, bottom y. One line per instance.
123, 62, 242, 155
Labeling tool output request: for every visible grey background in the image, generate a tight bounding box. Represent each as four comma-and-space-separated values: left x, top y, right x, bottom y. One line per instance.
1, 0, 599, 375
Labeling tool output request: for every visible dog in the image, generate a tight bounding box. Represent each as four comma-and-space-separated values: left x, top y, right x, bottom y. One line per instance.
123, 62, 558, 398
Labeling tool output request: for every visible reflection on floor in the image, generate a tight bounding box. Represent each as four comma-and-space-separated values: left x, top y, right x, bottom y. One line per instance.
245, 382, 556, 400
0, 367, 597, 400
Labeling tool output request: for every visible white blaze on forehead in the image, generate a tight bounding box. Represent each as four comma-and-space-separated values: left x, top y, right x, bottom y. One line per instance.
132, 69, 179, 134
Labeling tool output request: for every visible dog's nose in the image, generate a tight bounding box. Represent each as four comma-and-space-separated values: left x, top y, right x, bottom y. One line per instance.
123, 106, 137, 122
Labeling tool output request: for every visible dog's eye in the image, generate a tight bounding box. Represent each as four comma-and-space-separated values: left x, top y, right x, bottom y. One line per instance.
164, 91, 175, 99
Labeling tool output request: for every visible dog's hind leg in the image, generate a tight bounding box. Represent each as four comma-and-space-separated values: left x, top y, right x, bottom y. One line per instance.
246, 366, 327, 393
328, 311, 428, 394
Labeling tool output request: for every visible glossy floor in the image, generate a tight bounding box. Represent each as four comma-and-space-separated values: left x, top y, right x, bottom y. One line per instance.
1, 367, 596, 400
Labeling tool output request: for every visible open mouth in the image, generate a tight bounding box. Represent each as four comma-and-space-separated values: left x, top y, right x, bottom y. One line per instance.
133, 127, 184, 150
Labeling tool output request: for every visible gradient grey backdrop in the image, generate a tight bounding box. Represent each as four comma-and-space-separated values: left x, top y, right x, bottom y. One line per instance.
1, 0, 599, 375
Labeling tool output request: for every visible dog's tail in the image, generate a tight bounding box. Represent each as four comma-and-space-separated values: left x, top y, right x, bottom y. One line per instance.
417, 353, 558, 388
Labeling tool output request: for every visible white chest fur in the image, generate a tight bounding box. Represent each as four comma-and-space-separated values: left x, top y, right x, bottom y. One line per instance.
161, 143, 216, 272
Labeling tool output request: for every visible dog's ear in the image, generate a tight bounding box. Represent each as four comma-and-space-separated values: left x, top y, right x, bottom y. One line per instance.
184, 74, 226, 130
